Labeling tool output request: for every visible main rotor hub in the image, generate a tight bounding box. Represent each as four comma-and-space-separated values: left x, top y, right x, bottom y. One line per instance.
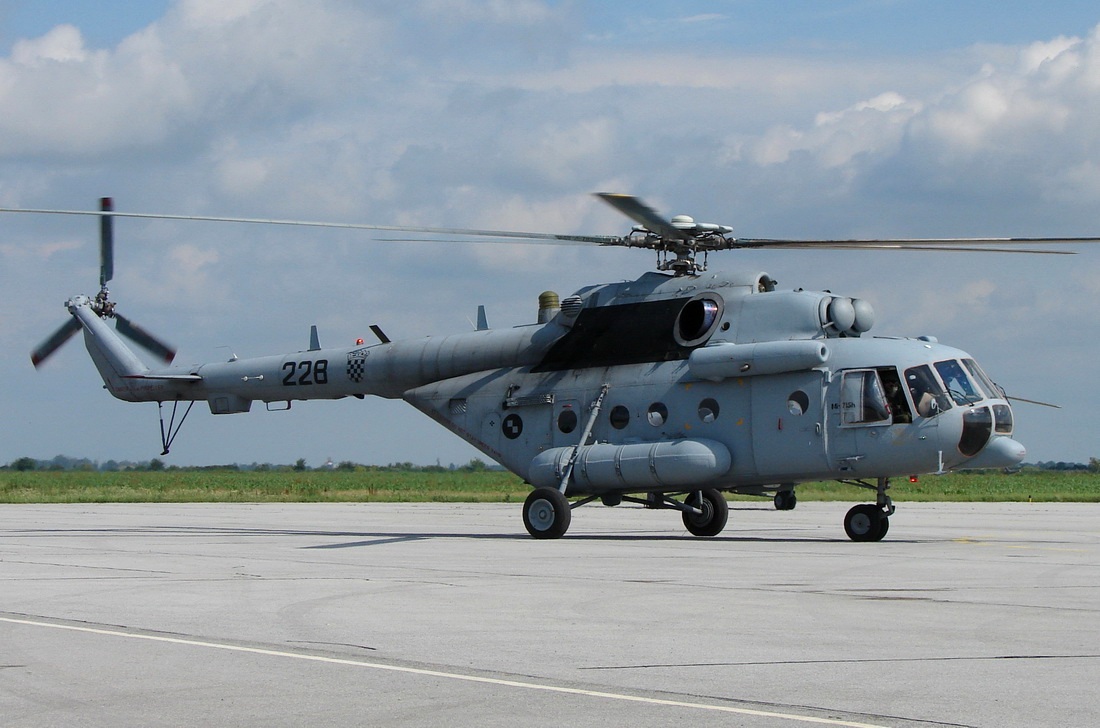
623, 223, 735, 275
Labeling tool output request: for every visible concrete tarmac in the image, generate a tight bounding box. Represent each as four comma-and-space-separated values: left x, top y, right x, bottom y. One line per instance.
1, 501, 1098, 727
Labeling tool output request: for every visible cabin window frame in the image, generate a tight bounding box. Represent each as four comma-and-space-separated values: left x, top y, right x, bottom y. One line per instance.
838, 368, 892, 428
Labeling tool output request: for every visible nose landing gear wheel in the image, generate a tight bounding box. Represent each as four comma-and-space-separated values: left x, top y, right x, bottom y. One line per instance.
682, 488, 729, 537
844, 503, 889, 542
774, 490, 797, 510
523, 487, 572, 539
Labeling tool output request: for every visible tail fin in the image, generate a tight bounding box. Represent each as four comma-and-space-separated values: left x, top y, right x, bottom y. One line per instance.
68, 296, 151, 400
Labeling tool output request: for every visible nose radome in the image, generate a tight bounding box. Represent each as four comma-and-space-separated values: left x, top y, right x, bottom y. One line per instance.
962, 436, 1027, 469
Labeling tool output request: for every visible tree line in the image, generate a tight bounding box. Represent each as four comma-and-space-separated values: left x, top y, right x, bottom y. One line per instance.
3, 455, 498, 473
4, 454, 1097, 473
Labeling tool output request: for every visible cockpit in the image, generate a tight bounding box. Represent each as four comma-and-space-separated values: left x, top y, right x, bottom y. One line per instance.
842, 356, 1018, 465
900, 358, 1012, 454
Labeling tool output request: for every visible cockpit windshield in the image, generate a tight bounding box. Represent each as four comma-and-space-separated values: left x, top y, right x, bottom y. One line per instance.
934, 359, 984, 406
962, 358, 1005, 400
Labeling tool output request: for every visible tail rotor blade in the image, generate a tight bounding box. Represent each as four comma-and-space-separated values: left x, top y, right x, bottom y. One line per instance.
31, 318, 82, 368
99, 197, 114, 287
114, 312, 176, 364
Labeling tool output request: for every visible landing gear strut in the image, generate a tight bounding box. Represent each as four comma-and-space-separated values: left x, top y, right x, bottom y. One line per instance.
841, 477, 894, 542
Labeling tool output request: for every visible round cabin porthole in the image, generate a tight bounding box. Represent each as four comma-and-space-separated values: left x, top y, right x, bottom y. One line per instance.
642, 404, 668, 428
557, 409, 578, 434
647, 402, 668, 426
788, 390, 810, 416
698, 398, 720, 423
609, 405, 631, 430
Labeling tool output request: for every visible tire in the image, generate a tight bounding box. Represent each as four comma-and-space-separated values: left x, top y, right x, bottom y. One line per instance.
844, 503, 887, 542
523, 487, 572, 539
682, 489, 729, 537
774, 490, 797, 511
876, 513, 890, 540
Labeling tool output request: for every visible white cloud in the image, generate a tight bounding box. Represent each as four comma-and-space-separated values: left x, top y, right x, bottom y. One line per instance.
414, 0, 554, 25
176, 0, 273, 27
11, 24, 89, 65
0, 236, 83, 262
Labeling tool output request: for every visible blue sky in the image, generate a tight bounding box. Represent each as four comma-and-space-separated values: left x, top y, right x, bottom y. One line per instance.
0, 1, 170, 50
3, 1, 1100, 468
581, 1, 1100, 52
6, 1, 1100, 55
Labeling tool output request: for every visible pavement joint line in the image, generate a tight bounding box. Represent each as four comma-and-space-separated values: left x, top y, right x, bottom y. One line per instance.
0, 614, 889, 728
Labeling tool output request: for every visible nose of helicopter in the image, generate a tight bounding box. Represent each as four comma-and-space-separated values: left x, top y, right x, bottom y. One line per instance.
961, 434, 1027, 469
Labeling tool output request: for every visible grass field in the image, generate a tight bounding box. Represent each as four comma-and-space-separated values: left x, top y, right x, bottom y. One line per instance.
1, 468, 1097, 504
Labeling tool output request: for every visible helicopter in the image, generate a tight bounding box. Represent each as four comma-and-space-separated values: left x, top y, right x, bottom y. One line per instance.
12, 193, 1096, 541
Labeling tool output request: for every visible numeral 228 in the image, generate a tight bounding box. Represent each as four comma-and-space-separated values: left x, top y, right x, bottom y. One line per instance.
281, 359, 328, 386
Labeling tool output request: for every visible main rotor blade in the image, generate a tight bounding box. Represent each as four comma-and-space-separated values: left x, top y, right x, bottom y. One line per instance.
594, 193, 692, 241
99, 197, 114, 286
732, 236, 1100, 251
31, 318, 82, 368
0, 206, 618, 245
5, 201, 1100, 252
375, 236, 592, 246
114, 313, 176, 364
730, 240, 1073, 255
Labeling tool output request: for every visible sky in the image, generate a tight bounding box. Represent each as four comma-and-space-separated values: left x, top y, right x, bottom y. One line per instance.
2, 0, 1100, 468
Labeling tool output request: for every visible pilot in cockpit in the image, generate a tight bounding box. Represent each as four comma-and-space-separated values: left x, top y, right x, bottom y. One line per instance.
906, 366, 943, 418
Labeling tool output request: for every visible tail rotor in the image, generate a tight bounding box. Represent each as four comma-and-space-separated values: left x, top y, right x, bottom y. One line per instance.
30, 197, 176, 368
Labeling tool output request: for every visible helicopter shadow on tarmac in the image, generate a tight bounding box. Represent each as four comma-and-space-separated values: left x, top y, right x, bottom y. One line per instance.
4, 508, 923, 549
292, 505, 927, 547
301, 533, 920, 549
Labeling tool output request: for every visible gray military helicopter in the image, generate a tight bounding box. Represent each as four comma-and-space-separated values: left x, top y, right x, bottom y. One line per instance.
15, 193, 1092, 540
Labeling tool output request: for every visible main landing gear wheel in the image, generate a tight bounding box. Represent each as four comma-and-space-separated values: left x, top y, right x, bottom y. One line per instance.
844, 504, 889, 542
523, 487, 572, 539
682, 488, 729, 537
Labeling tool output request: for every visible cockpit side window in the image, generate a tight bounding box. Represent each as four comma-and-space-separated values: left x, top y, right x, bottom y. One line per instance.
877, 366, 912, 424
935, 359, 983, 406
905, 365, 952, 418
840, 369, 891, 426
